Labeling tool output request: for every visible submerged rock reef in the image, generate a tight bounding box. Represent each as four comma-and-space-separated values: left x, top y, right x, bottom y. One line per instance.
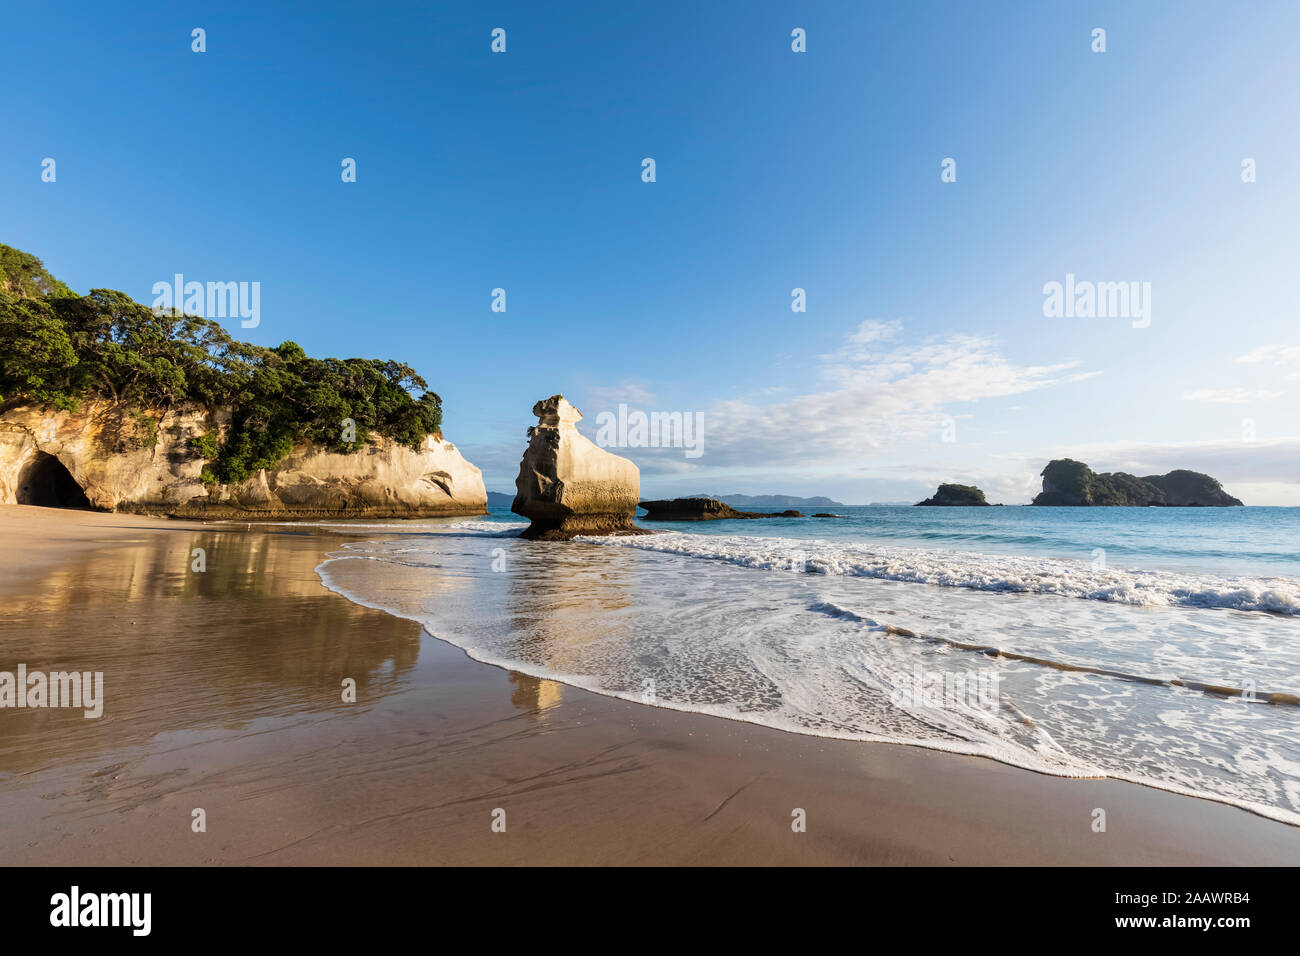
511, 395, 646, 540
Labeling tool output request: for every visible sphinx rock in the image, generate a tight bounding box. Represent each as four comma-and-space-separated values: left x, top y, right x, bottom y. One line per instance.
511, 395, 644, 539
0, 401, 487, 519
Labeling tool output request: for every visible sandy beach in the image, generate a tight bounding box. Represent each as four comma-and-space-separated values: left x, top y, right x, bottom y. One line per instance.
0, 504, 1295, 865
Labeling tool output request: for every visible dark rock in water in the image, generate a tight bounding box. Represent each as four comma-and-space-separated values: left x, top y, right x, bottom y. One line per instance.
639, 497, 734, 520
639, 497, 803, 521
693, 493, 845, 509
812, 512, 842, 518
1031, 459, 1243, 506
915, 483, 990, 506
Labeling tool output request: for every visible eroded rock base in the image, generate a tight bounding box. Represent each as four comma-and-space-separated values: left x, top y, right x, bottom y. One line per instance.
519, 516, 653, 541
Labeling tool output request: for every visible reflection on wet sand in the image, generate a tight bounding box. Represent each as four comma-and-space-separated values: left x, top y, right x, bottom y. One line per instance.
502, 541, 640, 685
508, 672, 565, 715
0, 530, 421, 774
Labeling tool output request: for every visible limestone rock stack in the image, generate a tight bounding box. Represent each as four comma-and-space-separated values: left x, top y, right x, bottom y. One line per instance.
511, 395, 644, 540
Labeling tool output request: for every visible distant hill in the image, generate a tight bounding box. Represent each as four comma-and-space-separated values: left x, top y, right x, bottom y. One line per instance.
694, 493, 846, 509
487, 491, 514, 507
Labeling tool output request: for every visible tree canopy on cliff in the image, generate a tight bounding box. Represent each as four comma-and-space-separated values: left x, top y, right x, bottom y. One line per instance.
0, 245, 75, 299
0, 244, 443, 483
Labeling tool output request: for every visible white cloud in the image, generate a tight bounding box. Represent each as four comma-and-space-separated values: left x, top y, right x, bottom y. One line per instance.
620, 324, 1095, 472
1236, 344, 1300, 379
582, 382, 657, 409
847, 318, 902, 345
1181, 388, 1283, 404
1223, 482, 1300, 507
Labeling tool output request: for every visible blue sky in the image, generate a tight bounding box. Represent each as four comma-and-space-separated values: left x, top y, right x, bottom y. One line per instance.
5, 0, 1299, 503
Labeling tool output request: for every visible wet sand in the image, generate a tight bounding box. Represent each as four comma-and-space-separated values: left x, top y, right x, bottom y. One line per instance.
1, 504, 1297, 865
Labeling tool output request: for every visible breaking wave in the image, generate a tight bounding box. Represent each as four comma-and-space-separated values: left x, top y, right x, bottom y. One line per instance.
579, 531, 1300, 615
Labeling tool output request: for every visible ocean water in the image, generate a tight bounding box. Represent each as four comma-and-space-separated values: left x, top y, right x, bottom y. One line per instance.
315, 505, 1300, 826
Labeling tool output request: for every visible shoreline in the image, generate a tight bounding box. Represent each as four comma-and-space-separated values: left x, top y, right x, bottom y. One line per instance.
2, 504, 1298, 865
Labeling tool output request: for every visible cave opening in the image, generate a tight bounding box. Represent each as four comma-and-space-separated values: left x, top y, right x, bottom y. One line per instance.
16, 452, 92, 508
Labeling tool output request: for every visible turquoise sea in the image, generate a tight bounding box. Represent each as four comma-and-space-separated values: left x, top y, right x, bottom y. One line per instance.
632, 504, 1300, 577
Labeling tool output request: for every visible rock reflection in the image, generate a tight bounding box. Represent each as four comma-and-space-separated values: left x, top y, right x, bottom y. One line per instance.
501, 542, 640, 689
508, 672, 565, 716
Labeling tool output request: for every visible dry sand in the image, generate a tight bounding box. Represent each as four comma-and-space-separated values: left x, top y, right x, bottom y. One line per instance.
1, 504, 1297, 865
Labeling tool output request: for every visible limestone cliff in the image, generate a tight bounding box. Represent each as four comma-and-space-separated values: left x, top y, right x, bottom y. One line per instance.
511, 395, 644, 539
0, 402, 487, 519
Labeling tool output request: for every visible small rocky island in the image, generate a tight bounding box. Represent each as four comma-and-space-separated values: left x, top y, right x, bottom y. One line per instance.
915, 483, 990, 506
639, 497, 803, 521
1031, 459, 1243, 506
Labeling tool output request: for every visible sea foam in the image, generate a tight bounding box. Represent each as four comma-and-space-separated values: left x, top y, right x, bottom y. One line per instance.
578, 531, 1300, 615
